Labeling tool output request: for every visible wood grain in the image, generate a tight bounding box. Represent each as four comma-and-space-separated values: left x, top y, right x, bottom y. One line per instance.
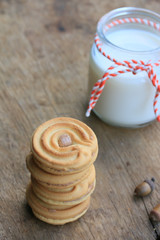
1, 0, 160, 239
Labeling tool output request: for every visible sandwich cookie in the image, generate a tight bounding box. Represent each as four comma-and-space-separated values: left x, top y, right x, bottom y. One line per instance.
26, 184, 90, 225
31, 164, 96, 205
26, 153, 94, 190
31, 117, 98, 174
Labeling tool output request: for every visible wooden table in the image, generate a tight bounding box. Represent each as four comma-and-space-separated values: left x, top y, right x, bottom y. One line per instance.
1, 0, 160, 239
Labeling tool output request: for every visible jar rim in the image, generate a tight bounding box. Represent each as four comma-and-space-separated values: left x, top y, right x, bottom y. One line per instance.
97, 7, 160, 54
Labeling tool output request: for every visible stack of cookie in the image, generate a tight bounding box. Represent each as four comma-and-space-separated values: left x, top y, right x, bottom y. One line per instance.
26, 117, 98, 225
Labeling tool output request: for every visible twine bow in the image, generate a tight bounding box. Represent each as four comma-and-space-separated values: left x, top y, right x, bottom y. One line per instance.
86, 18, 160, 121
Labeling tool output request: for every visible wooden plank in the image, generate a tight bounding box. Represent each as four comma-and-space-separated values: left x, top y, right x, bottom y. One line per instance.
1, 0, 160, 239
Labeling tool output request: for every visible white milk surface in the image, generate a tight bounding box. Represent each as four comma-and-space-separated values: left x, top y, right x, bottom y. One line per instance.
106, 25, 160, 51
88, 24, 160, 127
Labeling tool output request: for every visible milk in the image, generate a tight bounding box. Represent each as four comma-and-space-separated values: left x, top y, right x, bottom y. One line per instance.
88, 23, 160, 127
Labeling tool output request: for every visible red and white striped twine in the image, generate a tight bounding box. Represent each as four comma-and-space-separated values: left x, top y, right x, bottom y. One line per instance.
86, 17, 160, 121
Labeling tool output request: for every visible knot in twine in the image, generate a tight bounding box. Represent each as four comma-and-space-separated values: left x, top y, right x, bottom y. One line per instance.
86, 18, 160, 122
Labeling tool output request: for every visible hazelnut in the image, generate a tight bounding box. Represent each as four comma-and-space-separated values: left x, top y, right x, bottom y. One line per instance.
58, 134, 72, 147
134, 178, 155, 197
150, 203, 160, 222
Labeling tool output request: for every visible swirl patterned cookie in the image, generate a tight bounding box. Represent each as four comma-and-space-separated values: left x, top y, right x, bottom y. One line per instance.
30, 117, 98, 174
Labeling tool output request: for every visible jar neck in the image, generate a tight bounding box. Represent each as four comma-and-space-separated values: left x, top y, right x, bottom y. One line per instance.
96, 7, 160, 62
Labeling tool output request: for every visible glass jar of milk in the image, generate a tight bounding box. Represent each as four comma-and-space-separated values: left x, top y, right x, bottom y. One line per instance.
88, 7, 160, 127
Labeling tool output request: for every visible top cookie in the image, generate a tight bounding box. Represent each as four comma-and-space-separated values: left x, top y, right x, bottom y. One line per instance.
31, 117, 98, 174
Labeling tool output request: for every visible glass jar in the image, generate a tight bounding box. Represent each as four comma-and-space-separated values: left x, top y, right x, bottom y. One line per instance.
87, 7, 160, 128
